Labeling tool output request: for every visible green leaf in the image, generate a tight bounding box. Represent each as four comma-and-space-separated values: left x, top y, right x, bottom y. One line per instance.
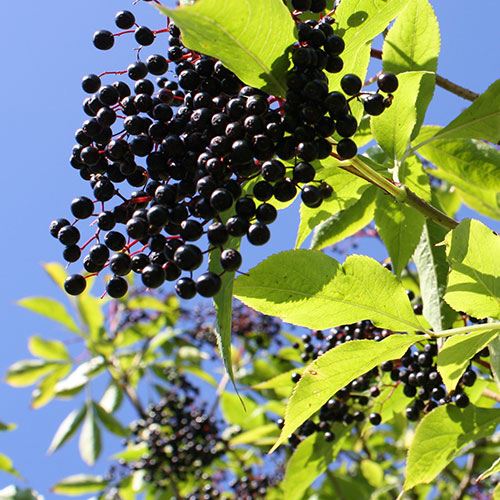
48, 406, 86, 454
5, 360, 60, 387
93, 402, 129, 437
0, 454, 21, 478
28, 336, 70, 361
478, 456, 500, 482
495, 483, 500, 500
271, 334, 421, 452
220, 393, 266, 430
127, 296, 175, 314
456, 187, 500, 221
283, 428, 348, 500
416, 78, 500, 145
0, 487, 43, 500
18, 298, 80, 334
443, 219, 500, 319
55, 356, 105, 396
31, 364, 71, 408
437, 330, 498, 392
79, 404, 102, 466
0, 422, 16, 432
209, 224, 241, 391
413, 218, 455, 331
51, 475, 107, 496
488, 335, 500, 394
360, 459, 385, 488
371, 71, 435, 161
158, 0, 295, 97
251, 368, 303, 391
295, 165, 371, 248
43, 262, 67, 290
382, 0, 440, 74
310, 186, 377, 250
405, 404, 500, 490
76, 294, 105, 340
99, 382, 123, 413
229, 423, 279, 446
234, 251, 426, 332
375, 156, 430, 276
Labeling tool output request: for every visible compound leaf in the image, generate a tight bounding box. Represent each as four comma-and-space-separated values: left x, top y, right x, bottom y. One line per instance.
79, 404, 101, 466
48, 406, 86, 454
18, 298, 80, 334
51, 475, 107, 496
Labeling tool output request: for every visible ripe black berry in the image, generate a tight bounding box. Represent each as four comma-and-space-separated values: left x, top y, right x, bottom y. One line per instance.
175, 277, 197, 299
247, 223, 270, 246
104, 231, 126, 251
109, 253, 132, 276
50, 218, 70, 238
89, 243, 110, 265
135, 26, 155, 46
363, 93, 385, 116
301, 185, 322, 208
58, 225, 80, 246
369, 413, 381, 425
255, 203, 277, 224
337, 138, 357, 159
377, 72, 399, 93
341, 74, 362, 96
455, 393, 470, 408
93, 30, 114, 50
220, 249, 242, 272
70, 196, 94, 219
141, 264, 166, 288
63, 245, 81, 263
115, 10, 135, 30
173, 245, 203, 271
106, 276, 128, 298
196, 272, 222, 297
64, 274, 87, 295
82, 74, 101, 94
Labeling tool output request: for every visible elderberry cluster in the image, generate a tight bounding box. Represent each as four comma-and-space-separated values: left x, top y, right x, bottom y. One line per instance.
123, 389, 227, 485
49, 3, 399, 302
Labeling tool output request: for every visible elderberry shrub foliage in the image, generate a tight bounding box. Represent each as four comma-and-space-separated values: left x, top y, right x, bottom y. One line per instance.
19, 0, 500, 496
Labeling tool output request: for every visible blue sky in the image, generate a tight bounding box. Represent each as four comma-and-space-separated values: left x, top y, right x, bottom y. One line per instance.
1, 0, 500, 497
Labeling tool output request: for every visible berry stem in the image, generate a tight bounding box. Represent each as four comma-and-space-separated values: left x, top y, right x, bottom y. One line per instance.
431, 321, 500, 339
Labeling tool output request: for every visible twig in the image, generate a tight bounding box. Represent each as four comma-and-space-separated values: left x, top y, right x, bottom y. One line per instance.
208, 372, 230, 417
451, 453, 478, 500
370, 49, 479, 101
482, 388, 500, 403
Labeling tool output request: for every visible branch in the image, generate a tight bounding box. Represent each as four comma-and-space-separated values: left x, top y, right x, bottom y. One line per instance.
370, 49, 479, 101
451, 453, 478, 500
482, 388, 500, 403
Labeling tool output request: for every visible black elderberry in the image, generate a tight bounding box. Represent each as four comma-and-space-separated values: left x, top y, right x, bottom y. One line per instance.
291, 0, 312, 10
377, 72, 399, 93
310, 0, 327, 12
455, 393, 470, 408
207, 222, 229, 245
319, 181, 334, 199
261, 160, 286, 182
196, 272, 222, 298
83, 256, 103, 273
93, 30, 114, 50
134, 26, 155, 46
210, 188, 234, 212
70, 196, 94, 219
226, 216, 249, 237
173, 245, 203, 271
175, 277, 197, 299
255, 203, 277, 224
126, 217, 148, 240
131, 253, 150, 273
106, 276, 128, 298
58, 225, 80, 246
82, 74, 101, 94
127, 62, 148, 81
141, 264, 166, 288
406, 406, 420, 421
50, 218, 70, 238
235, 197, 256, 219
461, 369, 477, 387
369, 412, 382, 425
89, 244, 110, 265
253, 181, 274, 202
115, 10, 135, 29
220, 249, 242, 272
247, 223, 270, 246
109, 253, 132, 276
63, 245, 81, 263
64, 274, 87, 295
341, 74, 362, 96
274, 179, 297, 202
301, 185, 322, 208
104, 231, 126, 251
93, 178, 115, 201
337, 138, 357, 159
363, 93, 385, 116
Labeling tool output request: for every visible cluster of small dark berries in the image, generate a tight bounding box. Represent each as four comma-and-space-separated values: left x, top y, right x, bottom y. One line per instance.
123, 390, 226, 484
188, 302, 283, 353
229, 473, 277, 500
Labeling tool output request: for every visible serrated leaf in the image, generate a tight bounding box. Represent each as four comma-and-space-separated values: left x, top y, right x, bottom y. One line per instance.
329, 0, 408, 93
28, 336, 70, 361
375, 156, 430, 276
415, 78, 500, 146
18, 298, 80, 334
405, 404, 500, 490
76, 294, 104, 341
93, 402, 129, 437
5, 360, 60, 387
99, 382, 123, 413
310, 186, 377, 250
79, 405, 101, 466
296, 165, 371, 248
48, 406, 86, 454
371, 71, 435, 161
443, 219, 500, 319
0, 453, 21, 478
271, 334, 421, 452
437, 329, 498, 392
158, 0, 295, 97
283, 427, 348, 500
383, 0, 440, 74
234, 251, 426, 332
51, 475, 107, 496
413, 218, 455, 331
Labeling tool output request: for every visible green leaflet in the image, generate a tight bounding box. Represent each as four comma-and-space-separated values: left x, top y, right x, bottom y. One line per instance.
295, 165, 371, 248
437, 329, 498, 392
229, 423, 279, 446
158, 0, 295, 97
17, 297, 80, 335
488, 335, 500, 394
51, 475, 107, 496
413, 218, 455, 332
28, 336, 70, 362
383, 0, 440, 74
31, 365, 71, 409
282, 427, 347, 500
478, 456, 500, 482
405, 404, 500, 490
457, 187, 500, 221
0, 487, 43, 500
375, 155, 430, 276
270, 334, 421, 452
310, 186, 377, 250
443, 219, 500, 319
48, 406, 86, 455
234, 251, 426, 332
77, 293, 105, 341
371, 71, 435, 162
93, 402, 129, 437
5, 360, 61, 387
0, 454, 20, 479
220, 393, 266, 430
79, 403, 102, 466
415, 78, 500, 147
